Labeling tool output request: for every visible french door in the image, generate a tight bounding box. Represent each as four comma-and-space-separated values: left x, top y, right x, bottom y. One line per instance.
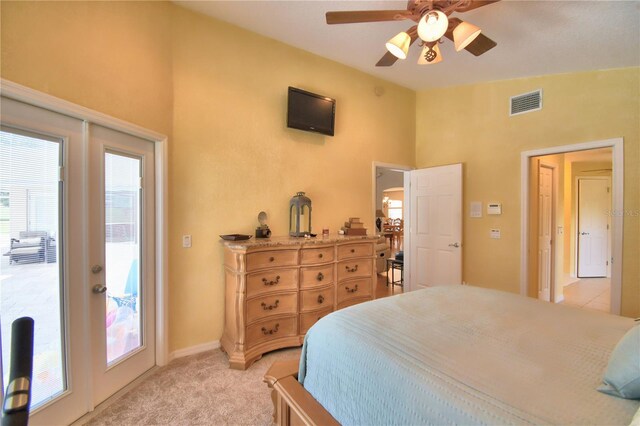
0, 97, 156, 425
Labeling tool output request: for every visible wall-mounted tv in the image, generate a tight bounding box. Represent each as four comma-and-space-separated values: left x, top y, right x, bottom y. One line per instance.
287, 87, 335, 137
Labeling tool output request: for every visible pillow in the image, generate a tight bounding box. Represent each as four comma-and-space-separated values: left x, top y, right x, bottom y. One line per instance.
599, 324, 640, 399
14, 237, 42, 247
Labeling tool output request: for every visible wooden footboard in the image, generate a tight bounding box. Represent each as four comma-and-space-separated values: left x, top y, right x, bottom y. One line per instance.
264, 358, 339, 426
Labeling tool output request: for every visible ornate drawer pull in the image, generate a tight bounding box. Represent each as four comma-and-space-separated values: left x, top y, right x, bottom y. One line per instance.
345, 264, 358, 273
317, 295, 325, 304
262, 275, 281, 286
261, 323, 280, 335
261, 300, 280, 310
317, 272, 324, 281
318, 253, 323, 258
269, 256, 275, 262
345, 284, 359, 293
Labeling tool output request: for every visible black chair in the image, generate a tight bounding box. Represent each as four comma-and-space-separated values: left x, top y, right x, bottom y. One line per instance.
2, 317, 34, 426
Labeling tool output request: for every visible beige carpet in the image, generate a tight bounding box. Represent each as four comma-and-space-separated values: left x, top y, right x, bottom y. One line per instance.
84, 347, 301, 425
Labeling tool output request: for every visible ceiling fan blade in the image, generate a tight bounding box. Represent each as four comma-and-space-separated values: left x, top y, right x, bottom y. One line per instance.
443, 17, 496, 56
376, 51, 402, 67
326, 10, 414, 25
455, 0, 501, 13
376, 26, 418, 67
464, 33, 497, 56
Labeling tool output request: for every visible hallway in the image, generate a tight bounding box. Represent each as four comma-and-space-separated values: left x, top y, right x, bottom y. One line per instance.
562, 278, 610, 313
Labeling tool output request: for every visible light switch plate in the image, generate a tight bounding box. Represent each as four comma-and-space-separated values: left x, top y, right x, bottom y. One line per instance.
470, 202, 482, 218
182, 235, 192, 248
490, 229, 501, 239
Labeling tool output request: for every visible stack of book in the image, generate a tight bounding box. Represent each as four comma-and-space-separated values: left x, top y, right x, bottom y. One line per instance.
342, 217, 367, 236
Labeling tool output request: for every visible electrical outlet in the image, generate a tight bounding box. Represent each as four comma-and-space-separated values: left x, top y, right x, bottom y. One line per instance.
490, 229, 501, 239
182, 235, 192, 248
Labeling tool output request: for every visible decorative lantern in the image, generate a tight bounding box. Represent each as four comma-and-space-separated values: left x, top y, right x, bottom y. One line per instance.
289, 192, 312, 237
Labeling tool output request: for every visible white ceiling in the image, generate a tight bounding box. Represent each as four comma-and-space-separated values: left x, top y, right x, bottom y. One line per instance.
175, 1, 640, 91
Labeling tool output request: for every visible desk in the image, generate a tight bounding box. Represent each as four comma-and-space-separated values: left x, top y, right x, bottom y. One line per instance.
386, 258, 403, 287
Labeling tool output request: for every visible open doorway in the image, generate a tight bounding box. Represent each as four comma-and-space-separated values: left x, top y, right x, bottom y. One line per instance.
375, 166, 406, 255
526, 145, 615, 313
372, 163, 411, 297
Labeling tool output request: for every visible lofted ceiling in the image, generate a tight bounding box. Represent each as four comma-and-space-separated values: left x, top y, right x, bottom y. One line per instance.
175, 1, 640, 91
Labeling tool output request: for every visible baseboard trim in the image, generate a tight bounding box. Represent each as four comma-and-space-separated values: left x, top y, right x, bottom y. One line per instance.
555, 295, 565, 304
169, 340, 220, 362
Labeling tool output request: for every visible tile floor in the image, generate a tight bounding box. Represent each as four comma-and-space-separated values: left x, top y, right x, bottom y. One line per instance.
561, 277, 610, 313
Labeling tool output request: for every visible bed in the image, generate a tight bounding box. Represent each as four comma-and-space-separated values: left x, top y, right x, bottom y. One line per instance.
264, 285, 640, 425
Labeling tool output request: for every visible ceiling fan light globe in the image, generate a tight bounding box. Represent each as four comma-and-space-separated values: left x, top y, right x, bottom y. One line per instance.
417, 10, 448, 42
453, 21, 482, 52
417, 43, 443, 65
385, 31, 411, 59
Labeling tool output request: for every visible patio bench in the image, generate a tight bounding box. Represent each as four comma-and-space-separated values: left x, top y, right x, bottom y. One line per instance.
3, 232, 49, 264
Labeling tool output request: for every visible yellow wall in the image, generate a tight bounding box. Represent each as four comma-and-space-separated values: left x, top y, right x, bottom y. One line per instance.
416, 68, 640, 317
0, 1, 173, 136
169, 7, 415, 350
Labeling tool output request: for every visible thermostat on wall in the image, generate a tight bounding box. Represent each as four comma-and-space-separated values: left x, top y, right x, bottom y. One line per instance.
487, 203, 502, 215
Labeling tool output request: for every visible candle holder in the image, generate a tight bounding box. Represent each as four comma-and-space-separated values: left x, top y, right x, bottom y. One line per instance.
289, 192, 312, 237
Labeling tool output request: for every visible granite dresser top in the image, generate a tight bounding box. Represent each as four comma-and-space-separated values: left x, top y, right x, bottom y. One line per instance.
221, 234, 380, 249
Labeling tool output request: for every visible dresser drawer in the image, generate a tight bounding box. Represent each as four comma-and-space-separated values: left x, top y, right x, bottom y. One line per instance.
246, 316, 297, 349
300, 264, 334, 289
246, 249, 298, 271
337, 242, 372, 260
246, 268, 298, 298
246, 292, 297, 324
337, 278, 372, 305
300, 308, 332, 334
337, 258, 373, 281
300, 246, 335, 265
300, 286, 334, 312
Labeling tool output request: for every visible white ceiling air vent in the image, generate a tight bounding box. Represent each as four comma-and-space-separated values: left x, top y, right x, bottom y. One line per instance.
510, 89, 542, 116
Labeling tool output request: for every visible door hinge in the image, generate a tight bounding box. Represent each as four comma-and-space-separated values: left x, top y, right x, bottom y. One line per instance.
611, 257, 614, 264
607, 224, 610, 230
58, 166, 64, 182
139, 177, 143, 189
606, 260, 609, 266
607, 187, 610, 193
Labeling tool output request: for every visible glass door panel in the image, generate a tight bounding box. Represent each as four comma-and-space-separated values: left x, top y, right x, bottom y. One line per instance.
104, 152, 142, 365
0, 128, 64, 409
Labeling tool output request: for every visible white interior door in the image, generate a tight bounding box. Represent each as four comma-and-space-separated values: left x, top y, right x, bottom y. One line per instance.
537, 164, 553, 302
577, 178, 610, 278
406, 163, 462, 290
89, 125, 155, 404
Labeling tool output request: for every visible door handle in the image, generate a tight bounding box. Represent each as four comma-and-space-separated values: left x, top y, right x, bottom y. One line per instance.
92, 284, 107, 294
580, 232, 590, 236
448, 242, 460, 248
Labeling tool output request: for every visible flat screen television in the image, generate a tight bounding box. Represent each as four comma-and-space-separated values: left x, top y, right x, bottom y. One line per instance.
287, 87, 335, 136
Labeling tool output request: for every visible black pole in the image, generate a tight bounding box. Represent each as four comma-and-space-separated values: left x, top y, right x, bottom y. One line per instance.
2, 317, 34, 426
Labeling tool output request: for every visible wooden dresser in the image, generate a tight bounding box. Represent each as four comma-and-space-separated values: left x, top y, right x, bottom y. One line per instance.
222, 235, 378, 369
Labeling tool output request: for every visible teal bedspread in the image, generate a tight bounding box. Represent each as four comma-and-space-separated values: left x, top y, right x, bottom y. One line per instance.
299, 286, 639, 425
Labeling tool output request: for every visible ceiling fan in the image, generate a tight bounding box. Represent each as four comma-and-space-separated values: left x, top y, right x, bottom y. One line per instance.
325, 0, 500, 66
